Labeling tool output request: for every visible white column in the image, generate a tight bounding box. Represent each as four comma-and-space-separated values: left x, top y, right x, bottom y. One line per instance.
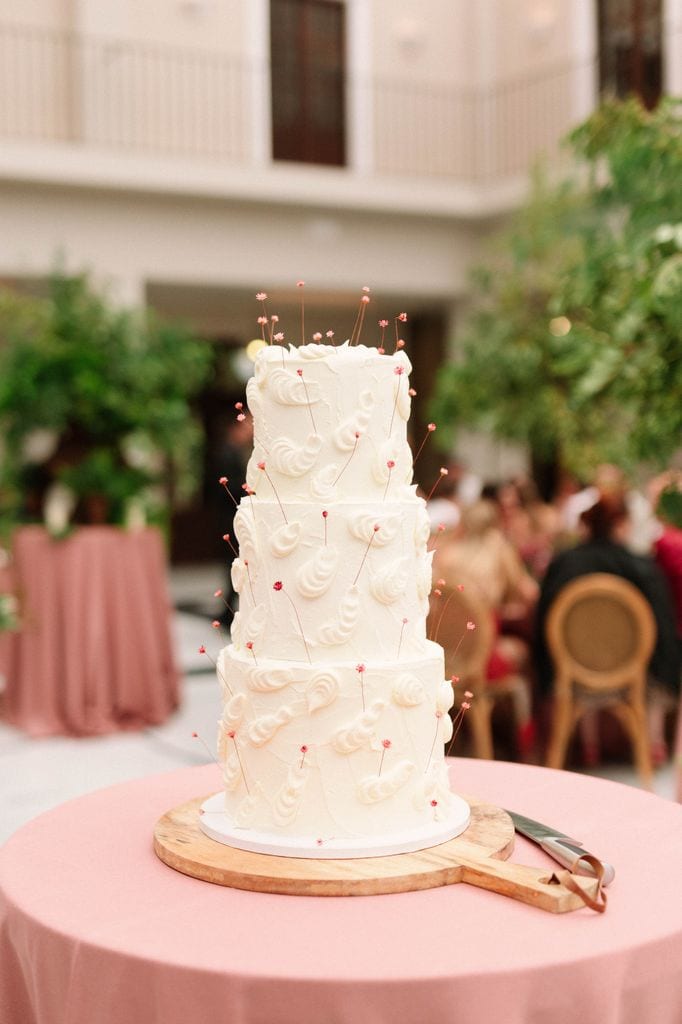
346, 0, 373, 174
246, 0, 271, 167
571, 0, 598, 123
663, 0, 682, 95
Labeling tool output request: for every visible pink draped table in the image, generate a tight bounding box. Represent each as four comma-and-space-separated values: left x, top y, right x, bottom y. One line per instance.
2, 759, 682, 1024
2, 525, 179, 736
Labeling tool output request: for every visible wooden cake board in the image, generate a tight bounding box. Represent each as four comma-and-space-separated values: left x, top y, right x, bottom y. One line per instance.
153, 795, 601, 913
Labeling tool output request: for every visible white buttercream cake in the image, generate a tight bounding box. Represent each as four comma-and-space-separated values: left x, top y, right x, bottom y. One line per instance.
199, 340, 470, 858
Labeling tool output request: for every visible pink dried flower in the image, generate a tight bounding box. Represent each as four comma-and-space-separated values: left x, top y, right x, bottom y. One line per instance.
256, 292, 267, 301
273, 581, 283, 592
356, 663, 366, 673
313, 332, 322, 341
408, 387, 417, 397
394, 365, 404, 376
382, 738, 392, 749
466, 621, 476, 631
379, 319, 389, 328
396, 339, 405, 349
397, 312, 408, 322
236, 413, 246, 422
297, 280, 305, 287
214, 589, 223, 597
273, 332, 284, 342
257, 316, 267, 326
198, 645, 206, 654
212, 620, 220, 629
428, 423, 436, 432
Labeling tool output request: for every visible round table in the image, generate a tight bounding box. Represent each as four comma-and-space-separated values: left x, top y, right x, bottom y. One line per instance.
2, 760, 682, 1024
3, 526, 179, 736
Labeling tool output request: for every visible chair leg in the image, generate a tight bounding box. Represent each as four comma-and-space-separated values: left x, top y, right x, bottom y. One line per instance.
613, 698, 653, 791
578, 710, 601, 767
467, 696, 494, 760
546, 691, 574, 770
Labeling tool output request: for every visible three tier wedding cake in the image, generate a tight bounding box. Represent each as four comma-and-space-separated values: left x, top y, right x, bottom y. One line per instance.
199, 336, 470, 858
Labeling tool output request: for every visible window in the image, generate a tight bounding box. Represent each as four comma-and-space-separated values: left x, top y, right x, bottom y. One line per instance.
270, 0, 346, 165
598, 0, 662, 109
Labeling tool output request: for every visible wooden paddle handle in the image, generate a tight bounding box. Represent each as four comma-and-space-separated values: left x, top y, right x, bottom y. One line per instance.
453, 840, 603, 914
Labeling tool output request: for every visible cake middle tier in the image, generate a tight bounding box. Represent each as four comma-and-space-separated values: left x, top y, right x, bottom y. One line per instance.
231, 498, 434, 664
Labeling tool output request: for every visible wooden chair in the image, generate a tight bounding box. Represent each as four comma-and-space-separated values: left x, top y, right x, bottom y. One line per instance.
428, 582, 533, 760
544, 573, 656, 787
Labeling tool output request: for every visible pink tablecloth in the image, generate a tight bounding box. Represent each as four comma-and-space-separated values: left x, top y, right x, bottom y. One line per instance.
3, 526, 179, 736
2, 759, 682, 1024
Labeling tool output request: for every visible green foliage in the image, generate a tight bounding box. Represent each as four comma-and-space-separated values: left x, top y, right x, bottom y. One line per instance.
0, 272, 213, 527
431, 98, 682, 478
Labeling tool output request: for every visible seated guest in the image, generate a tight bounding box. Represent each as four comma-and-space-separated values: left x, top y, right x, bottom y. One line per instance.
533, 496, 681, 700
651, 476, 682, 644
434, 499, 539, 679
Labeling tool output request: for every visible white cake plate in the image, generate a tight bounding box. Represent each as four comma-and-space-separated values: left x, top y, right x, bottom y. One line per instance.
198, 791, 471, 859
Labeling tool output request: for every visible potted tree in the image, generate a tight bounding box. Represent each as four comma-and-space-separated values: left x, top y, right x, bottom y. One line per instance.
0, 271, 213, 534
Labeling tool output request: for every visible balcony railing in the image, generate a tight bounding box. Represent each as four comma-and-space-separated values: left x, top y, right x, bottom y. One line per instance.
0, 20, 596, 184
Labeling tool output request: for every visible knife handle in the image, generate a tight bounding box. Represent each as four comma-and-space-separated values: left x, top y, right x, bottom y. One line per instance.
539, 837, 615, 887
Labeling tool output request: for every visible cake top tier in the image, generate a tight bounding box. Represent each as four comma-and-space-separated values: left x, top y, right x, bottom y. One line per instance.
245, 342, 415, 505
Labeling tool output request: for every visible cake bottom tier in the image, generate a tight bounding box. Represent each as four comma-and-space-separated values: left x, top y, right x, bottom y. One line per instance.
198, 790, 471, 859
212, 643, 461, 850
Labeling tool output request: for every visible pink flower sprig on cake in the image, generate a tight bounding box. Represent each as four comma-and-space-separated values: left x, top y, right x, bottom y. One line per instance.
412, 422, 437, 467
378, 738, 391, 776
198, 645, 233, 694
433, 589, 476, 651
235, 401, 246, 423
191, 730, 221, 768
296, 369, 318, 433
322, 509, 328, 546
353, 524, 380, 585
349, 287, 371, 346
245, 641, 258, 666
212, 618, 227, 641
397, 616, 408, 658
227, 729, 250, 793
425, 467, 448, 502
214, 588, 236, 620
427, 523, 447, 553
394, 312, 407, 353
425, 710, 444, 773
332, 432, 361, 486
356, 662, 366, 711
378, 319, 388, 352
218, 476, 239, 509
445, 693, 474, 758
273, 331, 286, 367
273, 580, 312, 664
222, 533, 239, 558
382, 459, 395, 501
299, 744, 309, 769
241, 482, 257, 518
257, 461, 288, 524
325, 329, 336, 347
388, 365, 404, 436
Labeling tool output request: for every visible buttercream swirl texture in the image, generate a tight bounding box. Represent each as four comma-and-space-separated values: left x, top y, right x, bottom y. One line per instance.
211, 341, 459, 847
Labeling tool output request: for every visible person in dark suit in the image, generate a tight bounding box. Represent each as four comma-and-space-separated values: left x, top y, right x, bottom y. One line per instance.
533, 496, 681, 698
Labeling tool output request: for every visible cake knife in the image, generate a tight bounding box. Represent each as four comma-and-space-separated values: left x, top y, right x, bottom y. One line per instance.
506, 809, 616, 886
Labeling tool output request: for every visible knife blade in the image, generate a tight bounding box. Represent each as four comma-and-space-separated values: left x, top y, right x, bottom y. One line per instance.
506, 809, 615, 886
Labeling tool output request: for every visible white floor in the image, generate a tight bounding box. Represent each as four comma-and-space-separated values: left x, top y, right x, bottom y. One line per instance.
0, 564, 677, 846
